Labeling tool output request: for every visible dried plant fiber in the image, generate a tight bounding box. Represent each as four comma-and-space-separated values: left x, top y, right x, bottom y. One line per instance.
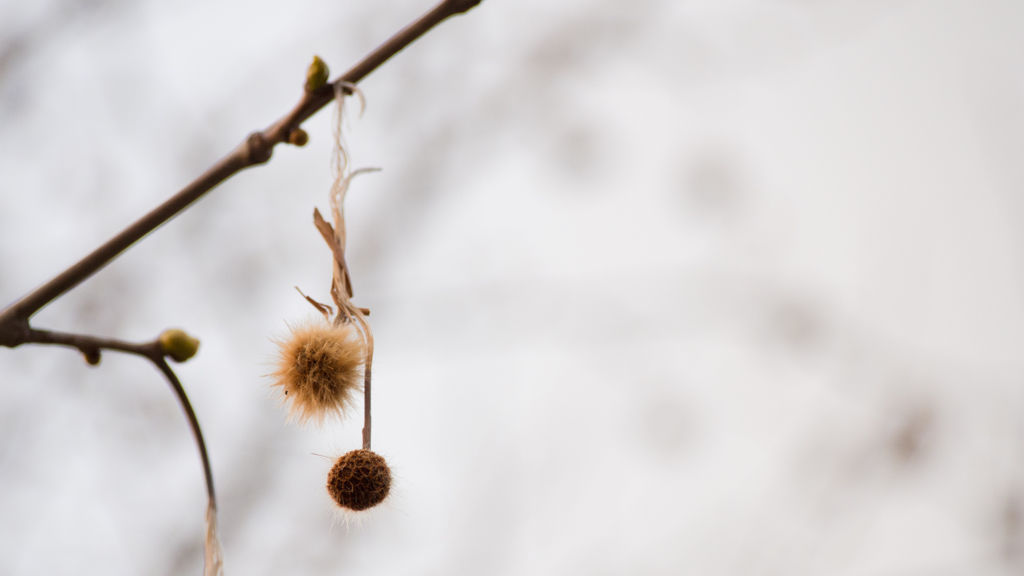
204, 502, 223, 576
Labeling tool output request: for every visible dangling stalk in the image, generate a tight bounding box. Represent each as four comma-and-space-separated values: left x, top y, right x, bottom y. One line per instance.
19, 329, 223, 576
153, 358, 223, 576
324, 83, 377, 450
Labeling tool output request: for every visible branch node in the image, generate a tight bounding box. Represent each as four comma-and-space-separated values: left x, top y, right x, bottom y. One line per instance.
245, 132, 273, 165
0, 316, 30, 348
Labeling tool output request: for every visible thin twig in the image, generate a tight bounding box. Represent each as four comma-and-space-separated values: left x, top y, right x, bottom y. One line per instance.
153, 357, 216, 503
19, 329, 216, 502
20, 329, 221, 574
24, 327, 157, 358
0, 0, 483, 345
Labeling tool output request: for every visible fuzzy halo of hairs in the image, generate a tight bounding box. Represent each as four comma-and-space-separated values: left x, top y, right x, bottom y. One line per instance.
271, 318, 365, 426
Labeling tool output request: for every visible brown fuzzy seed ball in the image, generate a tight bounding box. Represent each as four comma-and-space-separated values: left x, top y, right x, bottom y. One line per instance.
272, 320, 364, 425
327, 450, 392, 511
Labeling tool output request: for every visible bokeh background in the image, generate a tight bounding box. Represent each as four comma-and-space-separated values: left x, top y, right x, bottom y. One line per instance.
2, 0, 1024, 574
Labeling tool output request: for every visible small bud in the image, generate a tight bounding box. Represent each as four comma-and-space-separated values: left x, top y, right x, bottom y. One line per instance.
83, 348, 101, 366
288, 128, 309, 147
327, 450, 391, 511
159, 328, 200, 363
305, 56, 330, 93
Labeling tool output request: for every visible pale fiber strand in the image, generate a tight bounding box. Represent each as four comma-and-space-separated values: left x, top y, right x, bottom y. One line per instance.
204, 501, 224, 576
328, 84, 376, 450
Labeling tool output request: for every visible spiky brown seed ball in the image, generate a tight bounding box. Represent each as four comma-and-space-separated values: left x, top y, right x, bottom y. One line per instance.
327, 450, 391, 511
271, 319, 364, 425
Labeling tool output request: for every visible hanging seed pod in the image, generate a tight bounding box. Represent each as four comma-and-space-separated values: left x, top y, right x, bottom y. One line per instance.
271, 318, 364, 425
326, 449, 391, 511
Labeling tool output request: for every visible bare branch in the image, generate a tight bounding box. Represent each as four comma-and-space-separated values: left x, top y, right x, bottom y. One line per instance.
22, 327, 158, 361
0, 0, 483, 341
152, 356, 216, 504
19, 329, 214, 495
18, 328, 220, 571
0, 2, 485, 567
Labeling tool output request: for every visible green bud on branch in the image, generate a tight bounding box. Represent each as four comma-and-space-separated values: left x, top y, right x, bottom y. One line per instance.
159, 329, 200, 363
305, 56, 330, 93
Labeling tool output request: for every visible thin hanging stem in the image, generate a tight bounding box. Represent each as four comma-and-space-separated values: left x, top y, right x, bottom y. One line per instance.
152, 357, 222, 576
361, 327, 374, 451
320, 85, 378, 450
153, 357, 216, 503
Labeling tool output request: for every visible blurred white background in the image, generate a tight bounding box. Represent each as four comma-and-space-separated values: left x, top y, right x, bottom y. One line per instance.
2, 0, 1024, 574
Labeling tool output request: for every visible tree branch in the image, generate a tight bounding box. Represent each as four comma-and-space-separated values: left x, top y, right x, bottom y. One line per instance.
0, 3, 485, 570
153, 356, 216, 503
0, 0, 483, 343
19, 328, 216, 502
